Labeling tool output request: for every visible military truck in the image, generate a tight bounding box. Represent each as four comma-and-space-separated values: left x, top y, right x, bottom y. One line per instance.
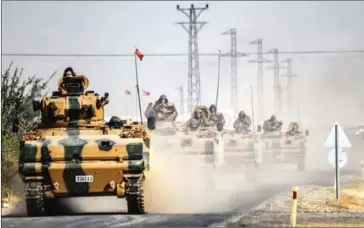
14, 75, 154, 216
179, 106, 225, 168
257, 121, 309, 171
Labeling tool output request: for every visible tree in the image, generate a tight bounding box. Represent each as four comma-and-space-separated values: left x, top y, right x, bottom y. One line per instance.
1, 61, 56, 198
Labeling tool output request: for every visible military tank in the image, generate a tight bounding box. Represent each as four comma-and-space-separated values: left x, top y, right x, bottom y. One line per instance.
257, 121, 309, 171
14, 75, 153, 216
179, 106, 225, 168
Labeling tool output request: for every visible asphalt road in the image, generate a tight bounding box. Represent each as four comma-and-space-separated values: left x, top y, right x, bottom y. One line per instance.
3, 126, 363, 228
3, 168, 361, 228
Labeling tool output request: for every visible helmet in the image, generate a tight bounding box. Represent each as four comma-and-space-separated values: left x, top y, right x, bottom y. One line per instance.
159, 94, 168, 104
209, 104, 217, 112
239, 111, 246, 118
159, 94, 167, 100
109, 116, 123, 128
270, 115, 276, 121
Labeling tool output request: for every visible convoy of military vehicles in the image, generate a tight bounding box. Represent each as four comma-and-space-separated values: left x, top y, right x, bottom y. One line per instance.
13, 73, 310, 216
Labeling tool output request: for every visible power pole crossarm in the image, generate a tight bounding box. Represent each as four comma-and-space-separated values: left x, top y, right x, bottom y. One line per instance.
176, 4, 209, 113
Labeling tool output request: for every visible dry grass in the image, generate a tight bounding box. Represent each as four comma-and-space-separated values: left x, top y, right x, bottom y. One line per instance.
325, 183, 364, 211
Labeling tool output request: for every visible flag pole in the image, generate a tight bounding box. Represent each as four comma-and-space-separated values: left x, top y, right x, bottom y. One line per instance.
135, 92, 137, 121
124, 92, 127, 119
134, 51, 144, 124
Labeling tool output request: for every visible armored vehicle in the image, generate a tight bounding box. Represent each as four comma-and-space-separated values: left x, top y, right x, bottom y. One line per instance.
222, 128, 262, 168
107, 118, 153, 179
179, 106, 225, 168
145, 102, 183, 150
14, 75, 153, 216
257, 121, 309, 171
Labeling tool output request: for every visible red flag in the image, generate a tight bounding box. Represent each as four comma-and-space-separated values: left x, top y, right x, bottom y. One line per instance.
143, 90, 150, 96
125, 89, 131, 95
135, 48, 144, 61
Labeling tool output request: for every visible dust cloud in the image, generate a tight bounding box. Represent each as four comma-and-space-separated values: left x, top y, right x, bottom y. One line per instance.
143, 134, 254, 214
293, 57, 364, 128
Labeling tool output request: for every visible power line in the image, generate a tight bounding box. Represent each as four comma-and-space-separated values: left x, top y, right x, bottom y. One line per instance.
2, 50, 364, 57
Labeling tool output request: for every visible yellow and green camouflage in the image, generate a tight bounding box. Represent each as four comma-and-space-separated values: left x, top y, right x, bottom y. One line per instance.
17, 75, 148, 216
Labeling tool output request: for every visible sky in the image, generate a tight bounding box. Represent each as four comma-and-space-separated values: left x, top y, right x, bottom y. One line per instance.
2, 1, 364, 126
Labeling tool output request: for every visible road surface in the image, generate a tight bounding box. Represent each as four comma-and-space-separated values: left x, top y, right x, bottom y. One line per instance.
3, 126, 363, 227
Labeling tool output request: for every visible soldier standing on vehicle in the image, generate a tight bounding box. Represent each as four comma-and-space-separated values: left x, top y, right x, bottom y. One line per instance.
187, 108, 209, 131
263, 115, 283, 132
59, 67, 76, 95
152, 95, 178, 121
286, 122, 300, 135
207, 105, 225, 131
233, 111, 252, 133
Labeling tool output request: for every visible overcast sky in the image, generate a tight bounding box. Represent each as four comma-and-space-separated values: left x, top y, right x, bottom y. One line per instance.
2, 1, 364, 125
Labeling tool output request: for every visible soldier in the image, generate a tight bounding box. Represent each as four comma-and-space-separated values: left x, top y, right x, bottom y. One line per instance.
108, 116, 123, 129
263, 115, 283, 132
152, 94, 178, 121
187, 108, 209, 131
207, 104, 225, 131
233, 111, 252, 133
59, 67, 76, 95
286, 122, 300, 136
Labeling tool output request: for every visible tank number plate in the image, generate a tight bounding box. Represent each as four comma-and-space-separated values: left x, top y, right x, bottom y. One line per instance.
75, 175, 94, 183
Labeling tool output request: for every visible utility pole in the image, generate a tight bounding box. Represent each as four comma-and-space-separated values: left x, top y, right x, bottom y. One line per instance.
249, 39, 271, 122
176, 4, 209, 113
281, 58, 299, 116
266, 48, 285, 117
221, 28, 247, 118
176, 86, 185, 116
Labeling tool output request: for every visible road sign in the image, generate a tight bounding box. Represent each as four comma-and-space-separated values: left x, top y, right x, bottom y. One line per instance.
324, 122, 352, 148
328, 148, 347, 168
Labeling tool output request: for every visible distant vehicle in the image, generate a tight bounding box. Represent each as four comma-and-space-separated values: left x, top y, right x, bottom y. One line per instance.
257, 121, 309, 171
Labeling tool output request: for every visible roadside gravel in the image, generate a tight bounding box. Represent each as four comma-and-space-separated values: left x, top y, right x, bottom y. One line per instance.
226, 176, 364, 227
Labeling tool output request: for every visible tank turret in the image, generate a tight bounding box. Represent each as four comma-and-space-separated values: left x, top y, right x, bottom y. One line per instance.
32, 75, 109, 128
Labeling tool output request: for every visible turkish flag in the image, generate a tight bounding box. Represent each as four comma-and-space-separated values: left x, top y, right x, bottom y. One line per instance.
125, 89, 131, 95
135, 48, 144, 61
143, 90, 150, 96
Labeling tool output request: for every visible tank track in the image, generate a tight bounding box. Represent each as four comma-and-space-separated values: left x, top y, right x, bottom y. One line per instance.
125, 178, 145, 214
25, 181, 56, 216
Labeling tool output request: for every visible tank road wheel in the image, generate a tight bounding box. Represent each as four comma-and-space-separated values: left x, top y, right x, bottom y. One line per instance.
25, 181, 56, 216
126, 178, 145, 214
